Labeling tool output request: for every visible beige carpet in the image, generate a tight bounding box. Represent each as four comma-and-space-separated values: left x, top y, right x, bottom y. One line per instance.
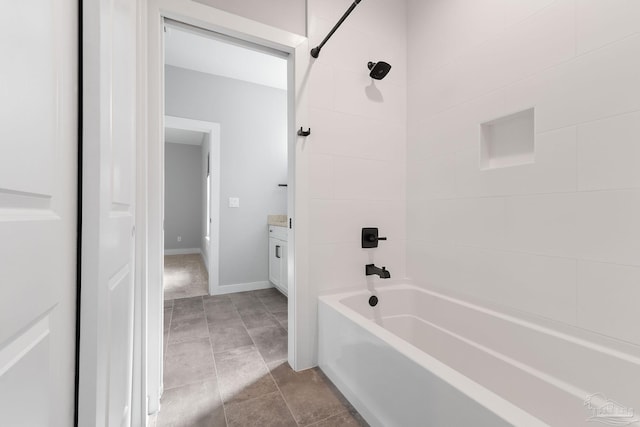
163, 254, 208, 300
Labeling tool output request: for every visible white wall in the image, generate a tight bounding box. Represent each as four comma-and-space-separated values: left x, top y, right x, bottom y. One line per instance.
164, 142, 203, 251
191, 0, 306, 36
305, 0, 408, 343
407, 0, 640, 345
262, 0, 408, 366
165, 66, 287, 287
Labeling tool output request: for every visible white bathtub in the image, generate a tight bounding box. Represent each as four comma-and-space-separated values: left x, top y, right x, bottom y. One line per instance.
318, 283, 640, 427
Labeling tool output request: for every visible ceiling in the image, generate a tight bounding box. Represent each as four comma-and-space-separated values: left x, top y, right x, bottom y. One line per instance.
164, 25, 288, 90
165, 127, 207, 146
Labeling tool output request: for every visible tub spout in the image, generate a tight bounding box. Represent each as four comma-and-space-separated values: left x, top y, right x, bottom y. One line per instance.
366, 264, 391, 279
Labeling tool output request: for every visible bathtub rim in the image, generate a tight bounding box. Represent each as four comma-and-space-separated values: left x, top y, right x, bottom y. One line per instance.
319, 283, 549, 427
321, 283, 640, 366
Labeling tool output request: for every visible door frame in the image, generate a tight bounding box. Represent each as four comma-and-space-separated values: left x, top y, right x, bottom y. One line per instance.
163, 115, 221, 295
143, 0, 311, 415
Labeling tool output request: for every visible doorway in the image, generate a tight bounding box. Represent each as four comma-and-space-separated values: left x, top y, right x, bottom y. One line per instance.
157, 20, 295, 421
162, 21, 290, 296
145, 3, 310, 414
163, 115, 220, 299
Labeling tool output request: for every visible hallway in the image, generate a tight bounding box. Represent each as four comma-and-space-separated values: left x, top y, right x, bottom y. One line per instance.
164, 254, 209, 300
153, 289, 367, 426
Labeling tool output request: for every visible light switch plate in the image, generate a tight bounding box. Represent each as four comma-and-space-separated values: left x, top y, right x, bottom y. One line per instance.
229, 197, 240, 208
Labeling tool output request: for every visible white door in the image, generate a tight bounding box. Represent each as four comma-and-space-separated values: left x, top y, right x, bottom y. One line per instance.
0, 1, 78, 426
78, 0, 137, 426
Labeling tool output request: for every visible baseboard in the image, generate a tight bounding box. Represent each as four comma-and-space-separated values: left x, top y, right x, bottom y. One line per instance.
164, 248, 202, 256
212, 280, 273, 295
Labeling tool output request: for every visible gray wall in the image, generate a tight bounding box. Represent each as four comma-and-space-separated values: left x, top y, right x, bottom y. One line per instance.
166, 65, 287, 287
164, 142, 203, 251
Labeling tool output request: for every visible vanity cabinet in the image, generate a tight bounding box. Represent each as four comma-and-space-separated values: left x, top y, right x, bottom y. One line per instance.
268, 225, 288, 295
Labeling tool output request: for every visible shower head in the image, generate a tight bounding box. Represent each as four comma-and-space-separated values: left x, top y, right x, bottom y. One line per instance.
368, 61, 392, 80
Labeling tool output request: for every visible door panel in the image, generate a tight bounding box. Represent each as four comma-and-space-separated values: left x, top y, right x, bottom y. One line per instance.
0, 0, 78, 426
0, 0, 55, 196
79, 0, 137, 425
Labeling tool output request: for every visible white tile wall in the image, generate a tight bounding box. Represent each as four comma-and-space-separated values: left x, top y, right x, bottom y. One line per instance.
575, 190, 640, 267
408, 0, 640, 345
505, 193, 579, 258
306, 0, 407, 365
577, 261, 640, 344
577, 111, 640, 191
576, 0, 640, 54
309, 107, 405, 162
420, 0, 576, 117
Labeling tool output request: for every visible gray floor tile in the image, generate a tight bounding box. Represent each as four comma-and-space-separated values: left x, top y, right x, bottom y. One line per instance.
248, 325, 288, 363
251, 288, 281, 298
229, 294, 262, 311
238, 310, 281, 330
258, 294, 288, 313
225, 391, 297, 427
169, 314, 209, 344
164, 337, 216, 390
234, 300, 265, 313
214, 345, 277, 404
157, 380, 226, 427
204, 302, 242, 325
160, 290, 367, 427
209, 321, 253, 353
203, 294, 231, 304
235, 304, 268, 318
228, 291, 257, 302
172, 296, 204, 321
269, 362, 349, 426
271, 311, 288, 331
306, 410, 368, 427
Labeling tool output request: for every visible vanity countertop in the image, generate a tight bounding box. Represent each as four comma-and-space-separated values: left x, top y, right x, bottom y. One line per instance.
268, 214, 288, 227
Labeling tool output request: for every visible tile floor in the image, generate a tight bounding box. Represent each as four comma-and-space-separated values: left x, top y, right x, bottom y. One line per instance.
153, 288, 368, 427
164, 254, 209, 300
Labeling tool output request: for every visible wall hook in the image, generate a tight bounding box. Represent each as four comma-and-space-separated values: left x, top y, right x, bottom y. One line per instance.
297, 127, 311, 137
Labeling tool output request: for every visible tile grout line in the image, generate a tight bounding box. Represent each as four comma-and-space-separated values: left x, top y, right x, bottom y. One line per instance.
254, 293, 360, 426
235, 292, 300, 426
303, 409, 351, 427
266, 363, 301, 427
204, 296, 231, 427
254, 293, 300, 426
256, 293, 287, 329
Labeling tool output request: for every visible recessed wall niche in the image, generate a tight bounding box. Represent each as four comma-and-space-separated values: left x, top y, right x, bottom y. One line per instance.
480, 108, 535, 170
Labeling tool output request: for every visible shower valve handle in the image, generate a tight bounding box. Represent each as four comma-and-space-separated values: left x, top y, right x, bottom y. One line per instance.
362, 228, 386, 248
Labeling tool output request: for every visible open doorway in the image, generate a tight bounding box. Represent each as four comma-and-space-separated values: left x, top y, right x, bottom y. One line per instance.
162, 21, 289, 298
158, 20, 294, 422
163, 115, 220, 299
145, 4, 311, 415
